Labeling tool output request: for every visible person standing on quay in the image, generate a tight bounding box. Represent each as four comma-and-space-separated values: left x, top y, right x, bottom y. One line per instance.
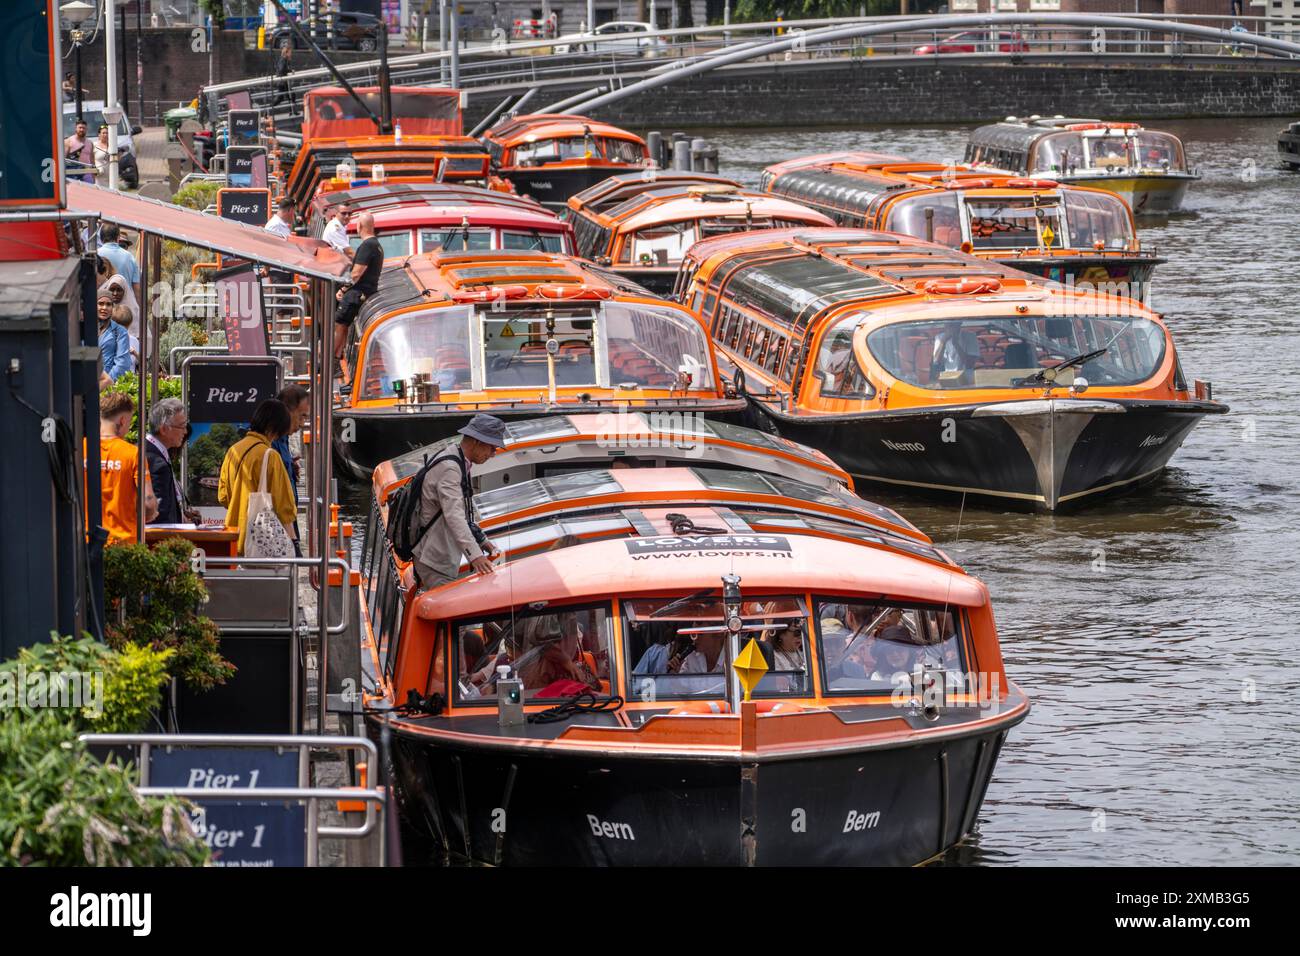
145, 398, 195, 525
64, 118, 94, 184
94, 391, 158, 543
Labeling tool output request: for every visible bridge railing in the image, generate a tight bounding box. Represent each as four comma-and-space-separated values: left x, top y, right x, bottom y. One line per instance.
205, 13, 1300, 122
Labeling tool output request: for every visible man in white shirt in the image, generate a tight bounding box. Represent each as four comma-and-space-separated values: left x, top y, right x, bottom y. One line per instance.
320, 205, 354, 257
264, 197, 296, 238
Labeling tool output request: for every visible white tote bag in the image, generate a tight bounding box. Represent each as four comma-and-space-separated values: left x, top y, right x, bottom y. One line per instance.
244, 447, 294, 559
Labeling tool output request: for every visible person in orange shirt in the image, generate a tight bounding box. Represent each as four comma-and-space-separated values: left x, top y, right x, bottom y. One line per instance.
94, 391, 158, 543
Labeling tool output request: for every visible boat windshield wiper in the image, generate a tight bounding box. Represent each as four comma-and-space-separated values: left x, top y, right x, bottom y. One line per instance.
649, 588, 715, 619
1014, 347, 1107, 387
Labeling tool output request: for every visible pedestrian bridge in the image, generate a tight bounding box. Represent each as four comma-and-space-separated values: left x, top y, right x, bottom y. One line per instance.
205, 12, 1300, 126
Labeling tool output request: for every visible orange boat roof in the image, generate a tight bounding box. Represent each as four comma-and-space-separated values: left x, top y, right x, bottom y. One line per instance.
416, 529, 984, 624
484, 113, 647, 147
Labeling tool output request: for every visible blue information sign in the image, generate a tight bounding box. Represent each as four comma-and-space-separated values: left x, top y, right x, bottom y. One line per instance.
150, 746, 307, 867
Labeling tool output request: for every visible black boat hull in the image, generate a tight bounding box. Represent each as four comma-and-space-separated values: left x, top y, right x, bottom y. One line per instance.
750, 397, 1226, 510
374, 706, 1024, 866
501, 165, 639, 211
1280, 124, 1300, 170
333, 397, 749, 478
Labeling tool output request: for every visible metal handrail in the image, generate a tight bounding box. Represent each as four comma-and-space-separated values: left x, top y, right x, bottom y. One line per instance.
200, 556, 351, 638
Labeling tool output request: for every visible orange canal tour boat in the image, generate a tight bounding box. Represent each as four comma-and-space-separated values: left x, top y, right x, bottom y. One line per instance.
333, 249, 745, 476
963, 117, 1198, 215
283, 87, 498, 210
674, 228, 1227, 510
760, 151, 1162, 297
566, 172, 833, 295
480, 114, 652, 210
358, 417, 1029, 865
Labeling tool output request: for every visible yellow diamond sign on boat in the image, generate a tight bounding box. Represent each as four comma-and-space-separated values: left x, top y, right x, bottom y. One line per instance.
732, 638, 769, 701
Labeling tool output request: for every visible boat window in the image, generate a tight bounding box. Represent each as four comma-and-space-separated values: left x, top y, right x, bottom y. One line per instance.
624, 595, 809, 701
725, 254, 894, 332
1061, 191, 1133, 249
476, 470, 624, 521
418, 227, 493, 253
692, 467, 844, 510
1085, 135, 1135, 170
741, 510, 939, 561
513, 136, 598, 165
1033, 132, 1085, 173
816, 317, 875, 399
604, 138, 647, 164
623, 222, 699, 266
817, 599, 966, 696
352, 232, 411, 259
884, 194, 963, 246
360, 305, 475, 399
454, 264, 574, 280
603, 302, 715, 390
866, 315, 1167, 390
500, 230, 568, 253
483, 312, 598, 389
455, 603, 613, 704
1134, 132, 1185, 171
964, 197, 1068, 250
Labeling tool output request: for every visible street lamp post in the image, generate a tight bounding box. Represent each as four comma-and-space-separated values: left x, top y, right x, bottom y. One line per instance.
61, 1, 95, 121
105, 0, 120, 190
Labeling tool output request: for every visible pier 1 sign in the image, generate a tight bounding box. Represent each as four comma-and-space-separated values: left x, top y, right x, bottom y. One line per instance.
150, 747, 305, 867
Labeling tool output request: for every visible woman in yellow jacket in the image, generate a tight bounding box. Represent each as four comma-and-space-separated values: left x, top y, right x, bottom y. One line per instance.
218, 399, 297, 555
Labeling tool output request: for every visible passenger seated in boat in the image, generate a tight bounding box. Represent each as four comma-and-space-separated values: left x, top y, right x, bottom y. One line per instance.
672, 633, 727, 676
764, 623, 807, 694
519, 622, 601, 696
930, 322, 981, 386
868, 626, 919, 685
632, 632, 672, 674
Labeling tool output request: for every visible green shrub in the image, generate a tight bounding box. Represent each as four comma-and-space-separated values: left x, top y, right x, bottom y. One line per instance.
103, 538, 235, 692
0, 633, 172, 734
101, 372, 184, 442
0, 709, 209, 867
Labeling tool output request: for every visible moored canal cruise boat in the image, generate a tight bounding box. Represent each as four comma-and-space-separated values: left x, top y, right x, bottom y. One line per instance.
333, 250, 746, 476
480, 114, 652, 210
305, 181, 575, 258
567, 173, 834, 295
963, 117, 1198, 214
283, 87, 498, 210
1279, 121, 1300, 170
675, 228, 1227, 510
359, 435, 1029, 865
761, 151, 1162, 296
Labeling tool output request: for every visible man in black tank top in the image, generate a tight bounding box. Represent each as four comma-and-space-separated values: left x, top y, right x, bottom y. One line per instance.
334, 210, 385, 362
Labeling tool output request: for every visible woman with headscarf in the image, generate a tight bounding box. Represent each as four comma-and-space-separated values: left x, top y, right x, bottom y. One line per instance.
103, 273, 140, 327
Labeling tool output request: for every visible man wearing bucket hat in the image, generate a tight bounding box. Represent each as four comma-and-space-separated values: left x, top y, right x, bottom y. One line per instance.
410, 414, 507, 590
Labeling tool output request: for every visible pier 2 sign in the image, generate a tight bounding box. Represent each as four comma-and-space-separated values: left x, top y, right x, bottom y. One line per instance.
182, 356, 282, 504
149, 747, 305, 867
0, 1, 63, 207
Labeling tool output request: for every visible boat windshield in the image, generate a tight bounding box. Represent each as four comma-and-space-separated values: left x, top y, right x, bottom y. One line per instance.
884, 194, 964, 246
1084, 135, 1136, 170
1061, 190, 1134, 249
625, 595, 811, 700
817, 599, 966, 696
359, 305, 475, 399
1133, 132, 1185, 171
1033, 132, 1085, 174
621, 222, 698, 265
964, 197, 1068, 251
865, 314, 1167, 389
483, 302, 713, 391
513, 137, 598, 164
418, 227, 493, 253
455, 603, 614, 704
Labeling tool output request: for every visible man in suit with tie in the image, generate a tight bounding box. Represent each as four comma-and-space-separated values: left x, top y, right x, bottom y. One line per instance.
145, 398, 196, 525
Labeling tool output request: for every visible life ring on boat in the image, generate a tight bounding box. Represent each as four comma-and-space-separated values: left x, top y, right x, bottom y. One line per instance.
668, 700, 732, 715
1004, 178, 1059, 190
451, 284, 530, 304
1066, 122, 1138, 131
942, 178, 996, 190
923, 277, 1003, 296
754, 701, 811, 714
536, 284, 613, 300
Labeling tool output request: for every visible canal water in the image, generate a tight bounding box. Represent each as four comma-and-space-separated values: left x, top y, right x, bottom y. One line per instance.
342, 118, 1300, 865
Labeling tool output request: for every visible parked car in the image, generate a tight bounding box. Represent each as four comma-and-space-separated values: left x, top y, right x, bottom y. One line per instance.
554, 21, 666, 56
62, 101, 141, 188
270, 11, 382, 53
912, 31, 1029, 55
